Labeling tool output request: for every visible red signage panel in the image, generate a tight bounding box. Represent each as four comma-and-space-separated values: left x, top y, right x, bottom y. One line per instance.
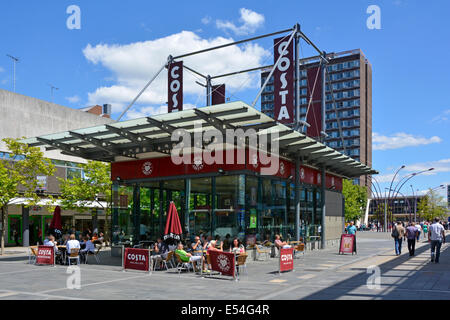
273, 36, 294, 124
339, 234, 356, 255
306, 66, 323, 138
168, 61, 183, 113
211, 84, 226, 105
123, 248, 150, 272
208, 250, 235, 278
279, 247, 294, 272
36, 245, 55, 265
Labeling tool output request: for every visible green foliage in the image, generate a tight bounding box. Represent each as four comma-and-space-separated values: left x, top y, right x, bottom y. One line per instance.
417, 189, 447, 222
342, 179, 368, 222
0, 138, 55, 254
57, 160, 111, 213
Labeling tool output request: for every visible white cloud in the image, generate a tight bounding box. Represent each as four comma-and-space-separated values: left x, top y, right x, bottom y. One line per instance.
201, 16, 211, 25
405, 158, 450, 175
83, 30, 270, 117
0, 66, 4, 73
373, 132, 442, 150
431, 109, 450, 123
65, 95, 80, 103
216, 8, 265, 36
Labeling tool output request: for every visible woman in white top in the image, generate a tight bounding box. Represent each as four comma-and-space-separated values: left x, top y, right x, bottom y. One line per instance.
66, 234, 81, 254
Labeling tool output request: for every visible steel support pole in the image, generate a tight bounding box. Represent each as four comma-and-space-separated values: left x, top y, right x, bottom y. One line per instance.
321, 166, 326, 249
206, 75, 212, 106
295, 156, 301, 241
117, 61, 168, 121
384, 197, 387, 232
295, 24, 301, 127
251, 27, 297, 108
22, 205, 29, 247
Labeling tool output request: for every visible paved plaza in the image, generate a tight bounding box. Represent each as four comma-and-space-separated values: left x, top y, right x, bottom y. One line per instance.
0, 231, 448, 300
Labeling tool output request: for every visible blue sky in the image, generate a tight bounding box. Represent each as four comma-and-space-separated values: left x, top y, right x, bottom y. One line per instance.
0, 0, 449, 200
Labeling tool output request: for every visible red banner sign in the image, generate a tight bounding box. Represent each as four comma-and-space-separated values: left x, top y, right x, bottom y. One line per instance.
168, 61, 183, 113
208, 250, 235, 278
306, 66, 323, 138
123, 248, 150, 272
339, 234, 356, 255
36, 245, 55, 265
273, 36, 294, 124
211, 84, 226, 105
279, 247, 294, 272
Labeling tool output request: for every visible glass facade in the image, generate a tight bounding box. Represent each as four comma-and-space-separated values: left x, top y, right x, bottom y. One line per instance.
112, 174, 324, 246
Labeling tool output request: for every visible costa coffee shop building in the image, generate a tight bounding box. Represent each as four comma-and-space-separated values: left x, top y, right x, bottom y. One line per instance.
22, 101, 377, 247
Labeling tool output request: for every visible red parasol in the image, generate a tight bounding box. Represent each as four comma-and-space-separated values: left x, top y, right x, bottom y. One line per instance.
164, 201, 183, 240
50, 206, 62, 231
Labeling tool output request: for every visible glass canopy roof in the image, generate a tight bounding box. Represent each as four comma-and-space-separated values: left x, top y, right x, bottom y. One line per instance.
21, 101, 378, 178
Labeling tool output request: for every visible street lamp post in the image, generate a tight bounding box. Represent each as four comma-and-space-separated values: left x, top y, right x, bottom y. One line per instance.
411, 185, 417, 223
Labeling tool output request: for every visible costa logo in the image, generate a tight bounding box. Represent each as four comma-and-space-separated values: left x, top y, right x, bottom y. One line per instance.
300, 168, 305, 180
317, 173, 321, 184
273, 36, 294, 123
331, 177, 335, 186
168, 61, 183, 113
281, 254, 293, 262
217, 254, 231, 272
127, 253, 147, 262
38, 249, 52, 256
142, 161, 153, 175
192, 157, 204, 171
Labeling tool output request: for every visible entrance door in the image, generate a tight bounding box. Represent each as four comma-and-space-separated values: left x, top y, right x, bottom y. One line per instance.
29, 216, 42, 245
8, 215, 22, 246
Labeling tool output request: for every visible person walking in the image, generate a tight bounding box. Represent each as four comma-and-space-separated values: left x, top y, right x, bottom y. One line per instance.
428, 218, 446, 263
392, 222, 405, 256
405, 222, 418, 256
415, 223, 422, 241
422, 222, 428, 241
346, 221, 357, 235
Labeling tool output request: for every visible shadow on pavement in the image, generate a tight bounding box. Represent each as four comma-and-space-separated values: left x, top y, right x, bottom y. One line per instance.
302, 234, 449, 300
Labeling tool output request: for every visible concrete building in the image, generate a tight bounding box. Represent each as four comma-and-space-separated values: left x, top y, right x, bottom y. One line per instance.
0, 89, 115, 246
368, 195, 425, 223
260, 49, 372, 189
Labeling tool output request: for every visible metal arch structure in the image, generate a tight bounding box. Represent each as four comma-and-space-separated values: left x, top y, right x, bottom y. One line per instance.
117, 23, 330, 124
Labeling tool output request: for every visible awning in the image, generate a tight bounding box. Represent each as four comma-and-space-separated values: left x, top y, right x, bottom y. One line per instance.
20, 101, 377, 178
8, 198, 108, 208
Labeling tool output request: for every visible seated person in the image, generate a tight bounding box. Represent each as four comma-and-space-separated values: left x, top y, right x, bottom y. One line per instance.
230, 238, 246, 255
91, 233, 98, 241
207, 240, 222, 252
43, 234, 59, 253
66, 234, 81, 257
191, 236, 204, 256
152, 237, 169, 269
175, 242, 205, 272
80, 236, 96, 263
274, 234, 291, 249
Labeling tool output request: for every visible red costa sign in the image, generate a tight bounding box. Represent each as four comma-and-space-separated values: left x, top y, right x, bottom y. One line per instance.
36, 245, 55, 265
168, 61, 183, 113
306, 66, 323, 138
208, 250, 235, 278
123, 248, 150, 272
211, 84, 225, 105
339, 234, 356, 255
273, 36, 294, 124
279, 247, 294, 273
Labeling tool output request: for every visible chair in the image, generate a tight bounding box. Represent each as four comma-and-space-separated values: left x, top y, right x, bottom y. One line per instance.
161, 251, 175, 271
293, 243, 305, 258
255, 245, 270, 261
85, 245, 102, 264
29, 246, 38, 264
174, 252, 194, 274
67, 248, 80, 265
236, 254, 248, 279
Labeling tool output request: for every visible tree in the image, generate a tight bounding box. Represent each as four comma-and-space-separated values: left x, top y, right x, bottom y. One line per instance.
342, 179, 368, 222
57, 160, 112, 242
0, 138, 55, 255
417, 189, 447, 222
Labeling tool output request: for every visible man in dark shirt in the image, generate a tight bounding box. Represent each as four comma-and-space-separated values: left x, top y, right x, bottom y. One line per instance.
405, 222, 418, 256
